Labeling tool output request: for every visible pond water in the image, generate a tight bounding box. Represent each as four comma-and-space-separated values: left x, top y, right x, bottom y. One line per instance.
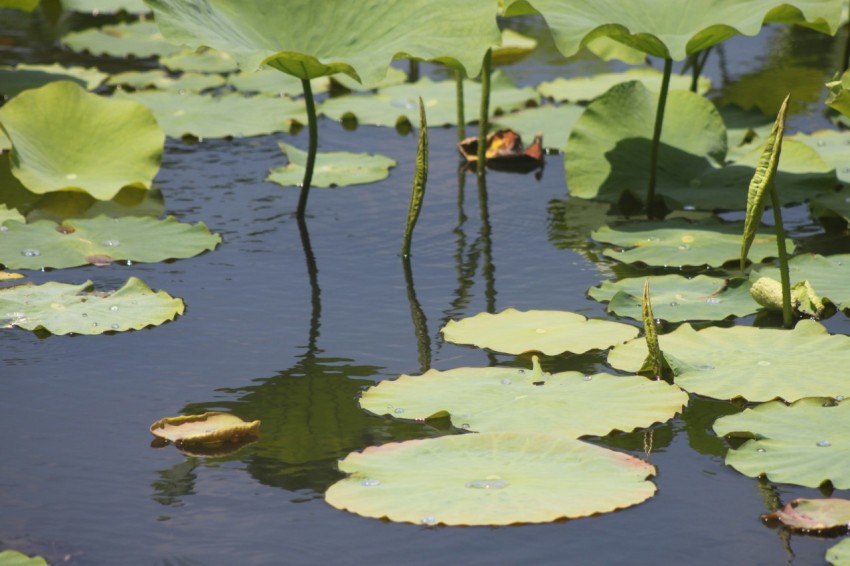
2, 11, 850, 565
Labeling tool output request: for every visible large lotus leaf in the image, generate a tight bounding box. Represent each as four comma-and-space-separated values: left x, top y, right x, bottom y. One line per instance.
145, 0, 500, 85
754, 254, 850, 311
493, 104, 584, 151
589, 275, 759, 322
227, 69, 330, 97
0, 277, 184, 335
61, 21, 183, 58
331, 67, 407, 93
792, 130, 850, 184
112, 90, 305, 139
713, 398, 850, 488
160, 48, 239, 74
267, 143, 396, 189
811, 190, 850, 224
538, 68, 710, 103
361, 363, 687, 437
827, 538, 850, 566
0, 215, 220, 269
442, 308, 638, 356
326, 432, 656, 526
320, 72, 538, 128
592, 218, 793, 268
0, 81, 164, 200
764, 498, 850, 531
106, 69, 225, 92
62, 0, 149, 13
0, 63, 107, 97
608, 320, 850, 402
503, 0, 841, 60
0, 551, 48, 566
585, 36, 647, 64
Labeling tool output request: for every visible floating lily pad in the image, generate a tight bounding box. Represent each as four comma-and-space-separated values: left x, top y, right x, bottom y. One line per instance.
113, 90, 305, 138
61, 20, 183, 58
492, 28, 538, 65
713, 398, 850, 488
227, 69, 330, 97
160, 48, 239, 74
150, 412, 261, 446
764, 498, 850, 531
827, 538, 850, 566
0, 277, 184, 335
0, 550, 48, 566
330, 67, 407, 92
0, 215, 220, 269
811, 190, 850, 224
585, 36, 647, 64
827, 69, 850, 119
0, 63, 107, 97
538, 67, 710, 102
589, 275, 759, 322
716, 66, 827, 116
62, 0, 148, 13
326, 432, 656, 526
0, 81, 164, 200
361, 359, 687, 437
106, 69, 226, 92
320, 72, 538, 128
753, 254, 850, 312
608, 320, 850, 402
592, 218, 792, 268
493, 104, 584, 151
442, 308, 638, 356
792, 130, 850, 184
267, 143, 396, 189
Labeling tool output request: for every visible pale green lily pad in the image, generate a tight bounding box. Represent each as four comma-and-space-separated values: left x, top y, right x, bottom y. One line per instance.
827, 538, 850, 566
61, 20, 183, 58
160, 48, 239, 74
608, 320, 850, 402
792, 130, 850, 184
492, 28, 538, 65
538, 67, 710, 103
268, 143, 396, 189
0, 215, 220, 269
326, 432, 657, 526
714, 398, 850, 488
592, 218, 793, 268
331, 67, 407, 92
113, 90, 305, 138
493, 104, 584, 151
753, 254, 850, 312
107, 70, 226, 92
62, 0, 148, 13
147, 0, 500, 85
764, 498, 850, 531
0, 63, 107, 97
0, 276, 184, 335
0, 81, 164, 200
227, 69, 330, 97
361, 361, 687, 437
589, 275, 758, 322
320, 72, 539, 128
0, 550, 48, 566
442, 308, 638, 356
0, 204, 24, 224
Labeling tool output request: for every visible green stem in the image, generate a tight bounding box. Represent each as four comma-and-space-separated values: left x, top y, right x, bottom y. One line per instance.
477, 48, 492, 178
296, 78, 318, 219
646, 57, 673, 219
690, 47, 712, 92
769, 186, 793, 328
456, 69, 466, 142
409, 59, 420, 83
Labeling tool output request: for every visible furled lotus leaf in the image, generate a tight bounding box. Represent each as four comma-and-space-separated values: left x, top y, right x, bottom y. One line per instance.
503, 0, 841, 60
320, 72, 538, 128
106, 70, 225, 92
62, 0, 148, 13
326, 432, 656, 526
227, 69, 330, 97
763, 498, 850, 531
360, 360, 687, 437
592, 218, 793, 268
608, 320, 850, 402
0, 277, 184, 335
589, 275, 758, 322
714, 398, 850, 488
160, 48, 239, 74
150, 412, 260, 446
145, 0, 500, 85
0, 63, 107, 97
754, 254, 850, 312
61, 21, 182, 58
113, 90, 306, 139
492, 28, 538, 65
538, 68, 710, 103
826, 69, 850, 118
0, 215, 220, 269
442, 308, 638, 356
493, 104, 584, 151
0, 550, 48, 566
0, 81, 164, 200
792, 130, 850, 184
827, 538, 850, 565
268, 143, 396, 189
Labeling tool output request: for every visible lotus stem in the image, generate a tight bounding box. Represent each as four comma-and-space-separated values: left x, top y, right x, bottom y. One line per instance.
456, 69, 466, 142
690, 47, 711, 92
409, 59, 420, 83
768, 186, 793, 328
477, 48, 492, 177
295, 78, 318, 219
646, 57, 673, 219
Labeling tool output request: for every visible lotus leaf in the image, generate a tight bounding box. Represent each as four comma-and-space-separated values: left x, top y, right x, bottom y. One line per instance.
750, 277, 825, 318
326, 432, 656, 526
827, 538, 850, 566
0, 81, 164, 200
0, 551, 48, 566
112, 90, 306, 139
320, 72, 538, 128
61, 20, 183, 58
585, 36, 646, 64
227, 70, 330, 97
764, 498, 850, 531
150, 412, 260, 446
0, 63, 107, 97
268, 143, 396, 189
0, 0, 38, 11
826, 69, 850, 118
716, 66, 827, 116
106, 70, 226, 92
754, 254, 850, 312
0, 215, 220, 269
592, 218, 793, 268
811, 190, 850, 223
589, 275, 758, 322
503, 0, 842, 60
538, 68, 710, 103
493, 104, 584, 151
492, 29, 538, 65
330, 67, 407, 92
145, 0, 500, 85
608, 320, 850, 402
62, 0, 148, 13
793, 130, 850, 183
442, 308, 638, 356
0, 204, 24, 225
160, 48, 239, 74
0, 276, 184, 335
713, 398, 850, 488
361, 361, 687, 437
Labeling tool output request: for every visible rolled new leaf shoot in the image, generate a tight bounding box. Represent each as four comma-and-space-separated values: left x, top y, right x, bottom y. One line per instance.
402, 98, 428, 258
640, 279, 666, 379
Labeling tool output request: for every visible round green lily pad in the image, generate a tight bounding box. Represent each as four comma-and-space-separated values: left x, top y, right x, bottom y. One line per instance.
754, 254, 850, 312
493, 104, 584, 151
326, 432, 656, 526
0, 550, 48, 566
764, 498, 850, 531
608, 320, 850, 402
267, 143, 396, 189
106, 70, 226, 93
714, 398, 850, 488
61, 20, 183, 58
0, 277, 184, 335
0, 63, 107, 97
442, 308, 639, 356
160, 48, 239, 74
827, 538, 850, 565
227, 69, 330, 97
538, 67, 710, 103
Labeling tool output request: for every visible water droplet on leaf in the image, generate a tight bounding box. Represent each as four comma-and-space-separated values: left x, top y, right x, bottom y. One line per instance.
465, 478, 509, 490
21, 249, 40, 257
817, 440, 832, 447
360, 479, 380, 487
757, 360, 771, 367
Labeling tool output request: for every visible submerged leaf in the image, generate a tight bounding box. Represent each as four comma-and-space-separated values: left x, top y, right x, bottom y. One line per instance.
268, 143, 396, 189
764, 498, 850, 531
150, 412, 261, 446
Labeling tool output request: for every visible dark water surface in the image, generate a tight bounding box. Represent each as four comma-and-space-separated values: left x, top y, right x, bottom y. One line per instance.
2, 12, 849, 565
